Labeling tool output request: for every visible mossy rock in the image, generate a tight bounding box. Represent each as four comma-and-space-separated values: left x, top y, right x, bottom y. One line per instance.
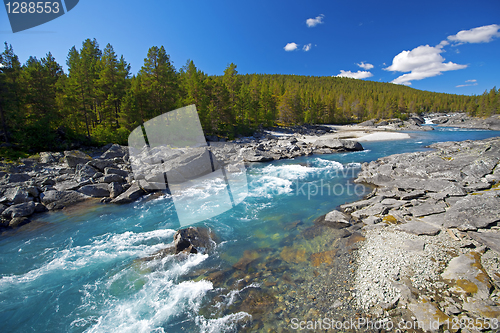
382, 215, 398, 224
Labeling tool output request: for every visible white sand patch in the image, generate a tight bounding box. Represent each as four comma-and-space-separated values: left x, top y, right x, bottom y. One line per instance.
297, 125, 411, 144
351, 132, 410, 142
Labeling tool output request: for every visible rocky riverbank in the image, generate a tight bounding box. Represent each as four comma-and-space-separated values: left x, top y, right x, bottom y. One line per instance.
356, 113, 434, 131
429, 113, 500, 131
0, 125, 366, 232
322, 136, 500, 331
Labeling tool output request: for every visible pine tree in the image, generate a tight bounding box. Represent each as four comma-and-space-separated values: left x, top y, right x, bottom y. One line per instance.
95, 44, 130, 129
0, 43, 22, 143
20, 53, 63, 149
139, 46, 179, 119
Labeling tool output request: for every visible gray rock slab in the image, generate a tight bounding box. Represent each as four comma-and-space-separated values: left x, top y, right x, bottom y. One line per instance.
444, 194, 500, 228
397, 220, 441, 236
465, 181, 492, 192
407, 299, 450, 333
442, 251, 491, 300
340, 196, 382, 213
467, 231, 500, 253
380, 198, 406, 209
408, 201, 447, 217
39, 152, 62, 164
461, 298, 500, 319
351, 203, 388, 220
399, 190, 426, 200
363, 215, 382, 225
402, 239, 426, 252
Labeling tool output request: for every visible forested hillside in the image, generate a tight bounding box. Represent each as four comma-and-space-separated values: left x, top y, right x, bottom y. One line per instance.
0, 39, 498, 154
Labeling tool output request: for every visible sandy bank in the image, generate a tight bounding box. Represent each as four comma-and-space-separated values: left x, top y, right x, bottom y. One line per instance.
297, 125, 411, 144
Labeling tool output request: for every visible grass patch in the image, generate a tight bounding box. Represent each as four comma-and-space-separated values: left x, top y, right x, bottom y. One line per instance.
0, 147, 30, 163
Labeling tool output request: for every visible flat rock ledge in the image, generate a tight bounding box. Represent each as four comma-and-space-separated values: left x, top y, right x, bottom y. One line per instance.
329, 136, 500, 328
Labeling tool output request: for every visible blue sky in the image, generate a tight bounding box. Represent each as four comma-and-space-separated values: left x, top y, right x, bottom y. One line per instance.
1, 0, 499, 95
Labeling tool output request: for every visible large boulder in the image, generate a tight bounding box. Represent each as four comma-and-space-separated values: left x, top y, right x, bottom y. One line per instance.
164, 149, 221, 183
131, 147, 221, 188
40, 190, 89, 210
78, 184, 110, 197
76, 164, 99, 179
86, 159, 116, 172
173, 227, 216, 254
98, 174, 126, 183
110, 183, 145, 204
64, 150, 92, 168
358, 119, 376, 127
101, 144, 129, 160
108, 182, 123, 199
2, 201, 36, 218
54, 180, 81, 191
239, 148, 274, 162
104, 167, 129, 178
2, 187, 31, 204
313, 138, 363, 152
39, 152, 63, 164
321, 210, 351, 228
4, 173, 31, 183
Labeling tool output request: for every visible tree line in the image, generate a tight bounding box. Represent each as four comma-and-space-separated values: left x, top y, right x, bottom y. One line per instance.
0, 39, 499, 153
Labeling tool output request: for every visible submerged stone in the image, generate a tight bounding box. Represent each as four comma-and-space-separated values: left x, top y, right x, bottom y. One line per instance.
280, 246, 306, 264
309, 249, 337, 267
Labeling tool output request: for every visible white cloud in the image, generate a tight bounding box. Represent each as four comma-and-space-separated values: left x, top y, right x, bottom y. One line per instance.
438, 40, 449, 47
284, 42, 298, 51
303, 43, 312, 52
456, 79, 478, 88
306, 14, 324, 28
336, 70, 373, 79
448, 24, 500, 44
384, 44, 467, 85
357, 62, 374, 70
